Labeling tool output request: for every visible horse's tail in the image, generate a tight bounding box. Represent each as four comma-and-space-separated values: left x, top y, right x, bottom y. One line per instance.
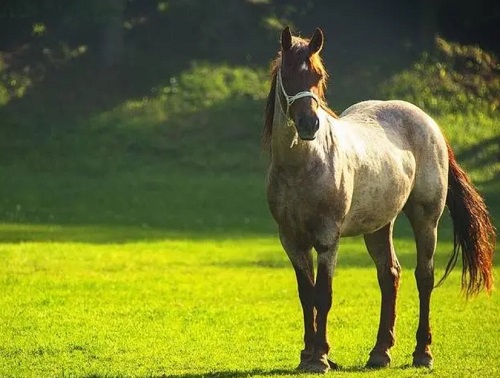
436, 143, 496, 296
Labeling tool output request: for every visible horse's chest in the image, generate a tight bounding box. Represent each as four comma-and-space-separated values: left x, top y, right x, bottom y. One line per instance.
267, 172, 342, 235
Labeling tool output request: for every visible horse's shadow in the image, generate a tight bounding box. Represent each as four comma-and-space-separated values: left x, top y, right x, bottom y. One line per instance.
155, 365, 377, 378
164, 364, 426, 378
83, 370, 295, 378
157, 364, 427, 377
83, 364, 425, 378
163, 369, 293, 378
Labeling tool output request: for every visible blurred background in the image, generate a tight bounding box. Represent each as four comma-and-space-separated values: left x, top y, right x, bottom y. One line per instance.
0, 0, 498, 241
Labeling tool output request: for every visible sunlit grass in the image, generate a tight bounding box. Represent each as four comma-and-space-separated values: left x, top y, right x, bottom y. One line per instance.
0, 227, 498, 377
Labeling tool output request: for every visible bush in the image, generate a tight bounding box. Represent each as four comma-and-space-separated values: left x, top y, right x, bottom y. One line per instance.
0, 57, 32, 106
75, 62, 270, 171
381, 37, 500, 116
88, 62, 268, 132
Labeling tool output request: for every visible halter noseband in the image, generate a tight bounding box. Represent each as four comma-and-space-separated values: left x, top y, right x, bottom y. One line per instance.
276, 66, 321, 117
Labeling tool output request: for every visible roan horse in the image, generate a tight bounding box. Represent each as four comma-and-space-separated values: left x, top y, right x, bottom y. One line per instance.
263, 27, 495, 373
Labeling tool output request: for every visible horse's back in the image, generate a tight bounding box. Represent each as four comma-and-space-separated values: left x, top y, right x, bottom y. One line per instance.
339, 100, 448, 170
341, 100, 441, 137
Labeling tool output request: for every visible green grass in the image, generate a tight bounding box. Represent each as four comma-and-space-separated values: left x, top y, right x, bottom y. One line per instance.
0, 159, 498, 377
0, 49, 499, 377
1, 228, 498, 377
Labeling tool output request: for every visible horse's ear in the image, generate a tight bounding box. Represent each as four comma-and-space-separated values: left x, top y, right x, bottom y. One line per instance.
309, 28, 324, 55
281, 26, 292, 51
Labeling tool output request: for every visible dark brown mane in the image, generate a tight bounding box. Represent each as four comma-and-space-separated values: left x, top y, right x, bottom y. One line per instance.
262, 36, 338, 150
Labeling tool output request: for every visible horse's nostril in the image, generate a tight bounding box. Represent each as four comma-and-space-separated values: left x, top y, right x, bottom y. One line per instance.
314, 117, 320, 131
295, 114, 319, 139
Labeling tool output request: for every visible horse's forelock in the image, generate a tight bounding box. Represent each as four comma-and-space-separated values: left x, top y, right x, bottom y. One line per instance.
283, 37, 329, 98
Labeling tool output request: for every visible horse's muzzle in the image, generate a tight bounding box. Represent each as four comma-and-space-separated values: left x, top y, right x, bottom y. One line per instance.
296, 115, 319, 141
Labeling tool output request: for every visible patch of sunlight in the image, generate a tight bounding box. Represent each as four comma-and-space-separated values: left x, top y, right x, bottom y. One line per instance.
157, 1, 169, 12
42, 43, 88, 64
32, 22, 46, 36
124, 16, 148, 30
263, 16, 287, 31
0, 73, 32, 105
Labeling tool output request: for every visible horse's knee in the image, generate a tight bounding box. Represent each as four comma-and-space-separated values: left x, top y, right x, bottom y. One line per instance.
414, 264, 434, 291
378, 263, 401, 291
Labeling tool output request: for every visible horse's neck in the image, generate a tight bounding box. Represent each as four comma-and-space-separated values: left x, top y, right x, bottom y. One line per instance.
271, 99, 334, 167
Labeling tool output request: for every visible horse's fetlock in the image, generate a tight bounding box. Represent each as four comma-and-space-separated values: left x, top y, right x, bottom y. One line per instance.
314, 341, 330, 356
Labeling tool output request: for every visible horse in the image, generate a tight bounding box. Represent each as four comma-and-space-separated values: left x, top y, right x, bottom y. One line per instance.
263, 26, 495, 373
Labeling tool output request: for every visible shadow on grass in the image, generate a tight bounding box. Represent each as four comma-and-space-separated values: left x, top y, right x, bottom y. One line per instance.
0, 132, 497, 246
0, 166, 496, 247
160, 369, 294, 378
128, 364, 427, 378
458, 135, 500, 170
0, 165, 273, 243
149, 366, 364, 378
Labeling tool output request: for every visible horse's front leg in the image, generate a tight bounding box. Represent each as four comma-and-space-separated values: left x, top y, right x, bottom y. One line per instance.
310, 239, 340, 373
279, 232, 316, 370
291, 254, 316, 368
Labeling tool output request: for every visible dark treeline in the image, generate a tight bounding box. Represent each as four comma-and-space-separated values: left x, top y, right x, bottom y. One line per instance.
1, 0, 498, 62
1, 0, 499, 114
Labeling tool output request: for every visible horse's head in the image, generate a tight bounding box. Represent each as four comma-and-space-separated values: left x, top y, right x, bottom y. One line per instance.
278, 27, 327, 141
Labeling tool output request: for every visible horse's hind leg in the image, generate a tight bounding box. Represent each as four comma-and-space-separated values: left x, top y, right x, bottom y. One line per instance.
364, 221, 401, 368
404, 198, 444, 368
412, 227, 436, 368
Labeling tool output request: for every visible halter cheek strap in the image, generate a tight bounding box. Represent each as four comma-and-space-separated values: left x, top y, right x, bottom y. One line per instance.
277, 67, 321, 116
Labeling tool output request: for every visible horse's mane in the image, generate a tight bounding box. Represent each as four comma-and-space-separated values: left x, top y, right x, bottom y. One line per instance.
262, 37, 338, 150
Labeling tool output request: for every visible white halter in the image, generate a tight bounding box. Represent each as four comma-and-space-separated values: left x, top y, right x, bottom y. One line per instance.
276, 66, 321, 117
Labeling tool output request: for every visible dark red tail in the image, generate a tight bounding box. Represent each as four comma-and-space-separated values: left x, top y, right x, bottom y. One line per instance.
436, 144, 496, 296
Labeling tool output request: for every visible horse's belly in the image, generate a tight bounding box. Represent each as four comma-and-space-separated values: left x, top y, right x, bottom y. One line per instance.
340, 173, 414, 236
341, 210, 399, 236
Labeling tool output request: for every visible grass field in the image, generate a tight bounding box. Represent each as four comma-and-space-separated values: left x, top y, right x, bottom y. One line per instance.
0, 52, 499, 377
0, 159, 498, 377
1, 231, 499, 378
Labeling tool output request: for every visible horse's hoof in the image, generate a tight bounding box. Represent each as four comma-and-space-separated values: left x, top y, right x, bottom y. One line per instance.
365, 351, 391, 368
296, 354, 332, 374
412, 354, 433, 368
296, 362, 329, 374
297, 350, 313, 371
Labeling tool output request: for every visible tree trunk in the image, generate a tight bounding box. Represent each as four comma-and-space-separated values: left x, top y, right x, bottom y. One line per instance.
101, 0, 125, 67
419, 0, 438, 48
